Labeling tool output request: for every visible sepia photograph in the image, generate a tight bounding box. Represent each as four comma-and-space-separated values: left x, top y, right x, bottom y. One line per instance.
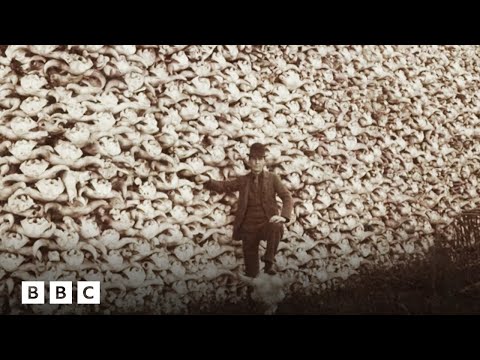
0, 45, 479, 315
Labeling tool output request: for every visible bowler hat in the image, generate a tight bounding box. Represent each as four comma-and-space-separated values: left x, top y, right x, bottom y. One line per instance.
249, 143, 266, 158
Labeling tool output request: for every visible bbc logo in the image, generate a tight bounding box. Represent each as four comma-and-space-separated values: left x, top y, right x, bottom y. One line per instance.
22, 281, 101, 304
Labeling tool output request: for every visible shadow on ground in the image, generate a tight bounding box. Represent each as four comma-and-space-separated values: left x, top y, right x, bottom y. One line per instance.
193, 238, 480, 315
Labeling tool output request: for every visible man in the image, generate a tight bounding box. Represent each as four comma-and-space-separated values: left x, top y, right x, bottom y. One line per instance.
198, 143, 293, 278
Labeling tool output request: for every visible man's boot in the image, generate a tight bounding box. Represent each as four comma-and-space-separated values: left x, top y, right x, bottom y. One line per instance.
264, 261, 276, 275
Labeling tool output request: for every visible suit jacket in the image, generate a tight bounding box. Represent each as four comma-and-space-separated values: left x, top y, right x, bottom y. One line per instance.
205, 171, 293, 240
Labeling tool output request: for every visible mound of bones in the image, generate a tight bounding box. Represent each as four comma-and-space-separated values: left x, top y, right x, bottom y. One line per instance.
0, 45, 479, 314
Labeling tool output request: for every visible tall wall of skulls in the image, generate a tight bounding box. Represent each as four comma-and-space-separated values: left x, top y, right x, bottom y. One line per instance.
0, 45, 479, 314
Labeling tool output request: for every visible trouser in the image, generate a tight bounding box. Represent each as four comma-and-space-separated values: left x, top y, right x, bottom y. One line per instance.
240, 221, 284, 278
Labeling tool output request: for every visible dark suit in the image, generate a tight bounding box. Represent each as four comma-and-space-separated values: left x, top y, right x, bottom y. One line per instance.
205, 171, 293, 277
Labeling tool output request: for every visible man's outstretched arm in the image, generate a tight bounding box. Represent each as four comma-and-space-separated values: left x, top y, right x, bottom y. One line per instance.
196, 174, 241, 193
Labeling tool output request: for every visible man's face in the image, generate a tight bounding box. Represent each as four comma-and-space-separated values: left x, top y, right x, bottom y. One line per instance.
248, 156, 266, 174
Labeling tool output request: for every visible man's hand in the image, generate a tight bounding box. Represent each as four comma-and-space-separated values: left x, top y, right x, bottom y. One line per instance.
195, 174, 210, 184
269, 215, 286, 224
